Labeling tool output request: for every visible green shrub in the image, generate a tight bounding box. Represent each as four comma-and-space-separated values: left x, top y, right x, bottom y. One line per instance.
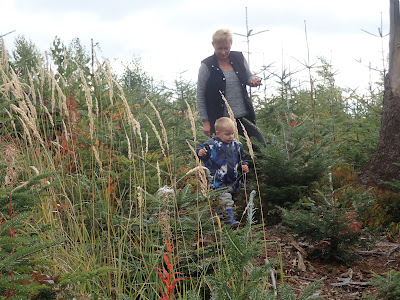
379, 177, 400, 225
281, 189, 373, 263
0, 210, 62, 299
365, 270, 400, 300
250, 142, 331, 225
205, 224, 273, 299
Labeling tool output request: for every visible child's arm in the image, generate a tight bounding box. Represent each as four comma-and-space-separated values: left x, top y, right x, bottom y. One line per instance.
195, 143, 211, 161
198, 148, 207, 157
238, 142, 249, 172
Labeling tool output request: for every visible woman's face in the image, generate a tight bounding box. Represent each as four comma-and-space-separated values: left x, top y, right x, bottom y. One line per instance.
212, 40, 231, 61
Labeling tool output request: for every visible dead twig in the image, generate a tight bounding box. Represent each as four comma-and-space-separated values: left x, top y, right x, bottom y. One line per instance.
387, 245, 400, 257
356, 250, 384, 257
331, 281, 371, 287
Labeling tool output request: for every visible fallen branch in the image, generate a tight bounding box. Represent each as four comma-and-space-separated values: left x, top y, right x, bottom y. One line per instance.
355, 250, 384, 257
331, 281, 370, 287
387, 245, 400, 257
356, 244, 400, 257
331, 269, 370, 287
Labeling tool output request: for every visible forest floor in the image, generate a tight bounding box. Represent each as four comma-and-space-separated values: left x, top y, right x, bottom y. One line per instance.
262, 224, 400, 299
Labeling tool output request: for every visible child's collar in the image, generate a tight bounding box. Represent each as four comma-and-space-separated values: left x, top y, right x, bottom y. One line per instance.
213, 136, 234, 145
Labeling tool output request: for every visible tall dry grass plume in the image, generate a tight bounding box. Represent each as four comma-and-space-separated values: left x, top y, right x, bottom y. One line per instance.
4, 145, 17, 188
115, 80, 143, 143
148, 98, 169, 152
146, 115, 166, 157
80, 70, 95, 140
187, 142, 209, 197
185, 99, 197, 145
239, 120, 269, 264
157, 186, 174, 243
220, 92, 239, 141
0, 39, 277, 299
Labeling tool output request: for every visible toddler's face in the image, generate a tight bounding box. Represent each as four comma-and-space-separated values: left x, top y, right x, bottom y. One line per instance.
216, 127, 234, 143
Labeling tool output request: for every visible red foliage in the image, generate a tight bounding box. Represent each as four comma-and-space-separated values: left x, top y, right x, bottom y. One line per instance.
343, 211, 362, 233
153, 241, 185, 300
66, 94, 81, 127
331, 165, 357, 188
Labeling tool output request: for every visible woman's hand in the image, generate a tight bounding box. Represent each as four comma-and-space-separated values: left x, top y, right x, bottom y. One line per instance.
203, 120, 212, 137
242, 165, 249, 173
249, 77, 262, 87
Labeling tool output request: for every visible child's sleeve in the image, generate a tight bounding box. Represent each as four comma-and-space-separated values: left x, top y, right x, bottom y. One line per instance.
238, 143, 248, 166
195, 143, 211, 161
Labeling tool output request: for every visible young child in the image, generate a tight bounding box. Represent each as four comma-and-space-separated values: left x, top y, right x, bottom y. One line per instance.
196, 117, 249, 225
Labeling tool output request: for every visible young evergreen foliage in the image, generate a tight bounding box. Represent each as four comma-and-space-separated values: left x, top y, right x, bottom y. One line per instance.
0, 172, 54, 214
205, 220, 322, 299
254, 142, 330, 204
248, 133, 332, 225
50, 36, 91, 93
365, 270, 400, 300
281, 191, 373, 263
0, 164, 64, 298
206, 226, 273, 300
278, 280, 323, 300
245, 280, 322, 299
380, 173, 400, 225
0, 211, 63, 298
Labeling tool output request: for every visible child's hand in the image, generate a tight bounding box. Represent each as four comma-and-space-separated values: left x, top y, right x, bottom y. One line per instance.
242, 165, 249, 173
198, 149, 207, 157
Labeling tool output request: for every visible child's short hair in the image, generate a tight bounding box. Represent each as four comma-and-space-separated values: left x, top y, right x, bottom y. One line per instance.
215, 117, 235, 132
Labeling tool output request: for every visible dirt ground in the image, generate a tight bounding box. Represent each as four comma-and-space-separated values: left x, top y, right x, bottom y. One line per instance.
262, 224, 400, 299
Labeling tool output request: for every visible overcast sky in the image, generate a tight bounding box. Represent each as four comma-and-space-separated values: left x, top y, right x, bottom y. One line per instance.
1, 0, 390, 94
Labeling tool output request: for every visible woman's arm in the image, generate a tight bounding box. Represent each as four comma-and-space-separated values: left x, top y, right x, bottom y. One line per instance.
196, 63, 213, 136
244, 58, 262, 87
196, 63, 210, 121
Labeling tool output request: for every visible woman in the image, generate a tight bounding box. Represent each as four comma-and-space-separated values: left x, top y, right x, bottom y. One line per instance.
196, 28, 264, 144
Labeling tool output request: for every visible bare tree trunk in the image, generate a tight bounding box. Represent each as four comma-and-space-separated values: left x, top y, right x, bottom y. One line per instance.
358, 0, 400, 186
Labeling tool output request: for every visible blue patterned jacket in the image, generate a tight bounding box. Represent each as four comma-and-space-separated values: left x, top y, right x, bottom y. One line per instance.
196, 137, 248, 192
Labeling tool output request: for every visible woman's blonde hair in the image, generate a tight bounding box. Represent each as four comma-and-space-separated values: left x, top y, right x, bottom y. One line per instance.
212, 29, 233, 44
215, 117, 235, 132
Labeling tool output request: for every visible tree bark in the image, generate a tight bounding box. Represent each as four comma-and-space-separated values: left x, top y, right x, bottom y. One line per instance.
358, 0, 400, 186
